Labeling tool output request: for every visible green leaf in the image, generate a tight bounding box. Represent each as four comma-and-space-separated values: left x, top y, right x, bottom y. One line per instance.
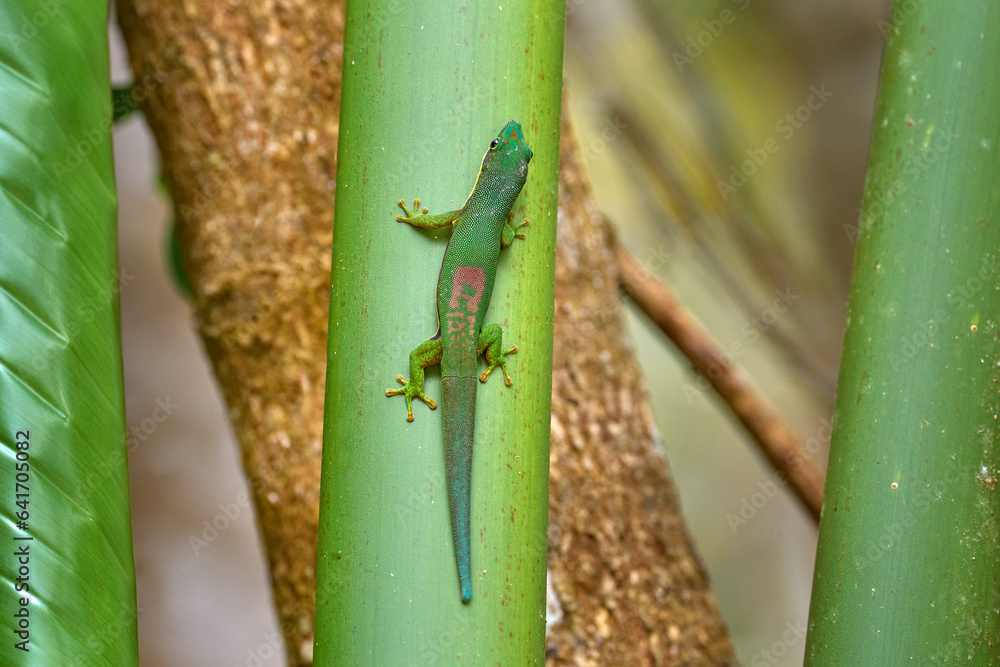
112, 85, 141, 123
0, 1, 138, 663
314, 2, 565, 664
806, 1, 1000, 663
166, 219, 192, 298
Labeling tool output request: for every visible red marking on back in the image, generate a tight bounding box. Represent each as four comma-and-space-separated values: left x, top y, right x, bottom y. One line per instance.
443, 267, 486, 358
448, 267, 485, 313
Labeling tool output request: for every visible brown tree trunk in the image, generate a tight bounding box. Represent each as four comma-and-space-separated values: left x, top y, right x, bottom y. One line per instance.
116, 2, 344, 663
116, 2, 734, 664
546, 114, 734, 665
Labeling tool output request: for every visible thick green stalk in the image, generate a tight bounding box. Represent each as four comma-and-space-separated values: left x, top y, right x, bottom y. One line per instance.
315, 2, 564, 665
0, 1, 138, 664
805, 1, 1000, 663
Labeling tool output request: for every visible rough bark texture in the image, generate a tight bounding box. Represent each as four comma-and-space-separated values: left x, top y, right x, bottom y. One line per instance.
116, 2, 344, 664
116, 3, 734, 664
544, 116, 735, 665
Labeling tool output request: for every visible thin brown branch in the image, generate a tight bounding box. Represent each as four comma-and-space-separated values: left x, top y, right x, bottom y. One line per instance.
616, 243, 824, 522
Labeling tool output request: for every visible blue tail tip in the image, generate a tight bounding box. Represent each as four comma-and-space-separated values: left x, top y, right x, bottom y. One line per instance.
460, 581, 472, 603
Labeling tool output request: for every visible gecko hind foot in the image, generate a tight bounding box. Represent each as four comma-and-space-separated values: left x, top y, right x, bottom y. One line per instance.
480, 344, 518, 386
386, 374, 437, 421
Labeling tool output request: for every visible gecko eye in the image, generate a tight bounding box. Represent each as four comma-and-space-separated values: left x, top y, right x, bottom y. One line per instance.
490, 139, 499, 149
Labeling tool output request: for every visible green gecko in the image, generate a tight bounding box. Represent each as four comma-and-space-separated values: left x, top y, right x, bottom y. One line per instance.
386, 119, 533, 602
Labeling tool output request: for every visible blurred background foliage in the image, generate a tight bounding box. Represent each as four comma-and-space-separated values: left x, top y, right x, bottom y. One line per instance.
564, 0, 888, 664
113, 0, 891, 665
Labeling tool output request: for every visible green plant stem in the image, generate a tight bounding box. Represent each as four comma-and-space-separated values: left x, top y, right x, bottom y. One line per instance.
314, 2, 565, 664
805, 2, 1000, 663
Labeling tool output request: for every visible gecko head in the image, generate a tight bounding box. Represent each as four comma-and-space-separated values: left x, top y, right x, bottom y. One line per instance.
481, 119, 532, 182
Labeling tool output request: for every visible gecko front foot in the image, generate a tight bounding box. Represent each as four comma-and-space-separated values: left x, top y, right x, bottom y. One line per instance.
396, 198, 429, 224
501, 213, 530, 247
386, 374, 437, 422
512, 217, 529, 239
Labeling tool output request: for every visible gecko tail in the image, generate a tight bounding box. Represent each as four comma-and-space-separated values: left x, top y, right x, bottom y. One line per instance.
460, 574, 472, 603
442, 376, 477, 603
